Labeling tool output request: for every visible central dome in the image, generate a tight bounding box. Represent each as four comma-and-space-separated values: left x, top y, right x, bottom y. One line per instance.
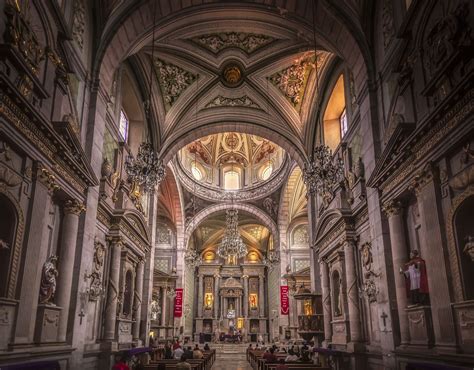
178, 133, 286, 194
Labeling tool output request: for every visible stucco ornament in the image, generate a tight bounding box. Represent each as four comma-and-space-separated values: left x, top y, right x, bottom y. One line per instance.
192, 32, 273, 54
154, 58, 197, 107
39, 255, 59, 304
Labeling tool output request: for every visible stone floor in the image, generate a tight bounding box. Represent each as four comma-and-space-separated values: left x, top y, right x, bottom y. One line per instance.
211, 344, 252, 370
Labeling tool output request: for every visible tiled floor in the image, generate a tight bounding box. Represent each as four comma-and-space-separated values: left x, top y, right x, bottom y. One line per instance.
211, 344, 252, 370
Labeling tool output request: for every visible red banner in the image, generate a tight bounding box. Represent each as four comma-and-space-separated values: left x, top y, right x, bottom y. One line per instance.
174, 288, 183, 317
280, 285, 289, 315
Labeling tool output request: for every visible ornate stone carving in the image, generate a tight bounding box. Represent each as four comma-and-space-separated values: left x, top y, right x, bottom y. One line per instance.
382, 0, 395, 50
191, 32, 273, 54
362, 279, 378, 303
382, 200, 403, 217
464, 236, 474, 262
72, 0, 86, 49
205, 95, 261, 109
423, 2, 472, 80
222, 64, 243, 86
0, 164, 22, 187
36, 165, 60, 194
101, 157, 112, 180
64, 199, 86, 215
85, 241, 105, 301
269, 60, 309, 107
262, 197, 278, 217
3, 2, 44, 75
39, 255, 58, 305
361, 242, 373, 272
153, 58, 197, 108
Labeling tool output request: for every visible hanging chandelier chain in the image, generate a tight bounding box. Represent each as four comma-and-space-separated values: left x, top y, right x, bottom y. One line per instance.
217, 209, 247, 260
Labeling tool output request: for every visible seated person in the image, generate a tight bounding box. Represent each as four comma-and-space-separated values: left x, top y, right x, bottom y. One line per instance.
299, 351, 311, 362
285, 349, 299, 362
183, 346, 194, 360
173, 345, 184, 360
262, 348, 278, 363
203, 343, 210, 351
193, 344, 203, 359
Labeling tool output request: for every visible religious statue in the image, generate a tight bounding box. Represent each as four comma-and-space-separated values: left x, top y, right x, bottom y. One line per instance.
39, 255, 58, 304
204, 293, 213, 309
400, 250, 429, 305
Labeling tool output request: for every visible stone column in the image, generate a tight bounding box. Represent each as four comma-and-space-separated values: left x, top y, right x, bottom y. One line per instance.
259, 274, 265, 317
56, 199, 85, 342
383, 200, 410, 345
197, 274, 204, 318
133, 259, 145, 340
411, 165, 456, 349
243, 275, 249, 317
161, 287, 167, 327
104, 237, 123, 340
14, 164, 58, 344
214, 274, 219, 318
343, 240, 362, 342
320, 259, 332, 345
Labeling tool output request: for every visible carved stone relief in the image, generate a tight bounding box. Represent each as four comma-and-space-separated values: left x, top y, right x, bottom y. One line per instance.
191, 32, 274, 54
205, 95, 261, 109
72, 0, 86, 50
154, 58, 197, 109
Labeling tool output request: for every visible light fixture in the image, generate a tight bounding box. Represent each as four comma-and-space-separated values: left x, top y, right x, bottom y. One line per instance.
217, 209, 247, 260
303, 145, 344, 199
125, 143, 166, 193
124, 2, 165, 194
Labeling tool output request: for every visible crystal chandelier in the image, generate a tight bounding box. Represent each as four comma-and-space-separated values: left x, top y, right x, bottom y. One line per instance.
125, 142, 166, 193
217, 209, 247, 260
303, 145, 344, 198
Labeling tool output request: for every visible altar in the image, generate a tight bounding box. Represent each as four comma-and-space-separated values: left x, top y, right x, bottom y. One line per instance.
193, 264, 268, 342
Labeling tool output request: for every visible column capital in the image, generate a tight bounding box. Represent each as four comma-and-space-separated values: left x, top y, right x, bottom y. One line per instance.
242, 274, 249, 279
64, 199, 86, 215
409, 162, 439, 196
382, 199, 403, 217
107, 235, 124, 248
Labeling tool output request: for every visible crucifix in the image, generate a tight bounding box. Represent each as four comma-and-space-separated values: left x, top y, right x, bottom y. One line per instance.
381, 311, 388, 330
78, 309, 85, 325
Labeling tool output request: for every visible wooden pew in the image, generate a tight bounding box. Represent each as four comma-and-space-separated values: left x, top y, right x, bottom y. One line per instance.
264, 364, 330, 370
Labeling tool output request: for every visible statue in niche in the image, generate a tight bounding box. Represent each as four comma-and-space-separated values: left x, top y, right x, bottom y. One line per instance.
39, 255, 58, 305
464, 236, 474, 261
400, 250, 429, 305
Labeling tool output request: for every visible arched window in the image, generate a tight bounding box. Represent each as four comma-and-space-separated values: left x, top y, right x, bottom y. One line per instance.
122, 270, 133, 317
191, 163, 203, 181
323, 75, 347, 152
261, 164, 273, 181
224, 170, 240, 190
0, 194, 16, 298
119, 109, 129, 143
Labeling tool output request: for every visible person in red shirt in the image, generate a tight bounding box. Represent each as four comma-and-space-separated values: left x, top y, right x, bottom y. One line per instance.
112, 355, 130, 370
262, 348, 278, 363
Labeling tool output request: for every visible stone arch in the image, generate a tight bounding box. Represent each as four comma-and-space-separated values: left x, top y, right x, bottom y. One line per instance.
0, 184, 25, 299
160, 119, 307, 169
184, 203, 279, 250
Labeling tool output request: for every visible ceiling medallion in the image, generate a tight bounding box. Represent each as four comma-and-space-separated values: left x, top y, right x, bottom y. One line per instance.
222, 62, 244, 87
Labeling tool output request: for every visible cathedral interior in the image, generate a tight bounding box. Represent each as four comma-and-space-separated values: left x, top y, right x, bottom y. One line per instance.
0, 0, 473, 369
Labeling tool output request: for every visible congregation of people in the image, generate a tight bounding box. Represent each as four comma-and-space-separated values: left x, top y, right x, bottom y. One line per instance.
247, 341, 318, 370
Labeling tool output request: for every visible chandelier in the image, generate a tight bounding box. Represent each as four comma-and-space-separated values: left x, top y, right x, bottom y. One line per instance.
217, 209, 247, 260
303, 145, 344, 198
125, 142, 166, 193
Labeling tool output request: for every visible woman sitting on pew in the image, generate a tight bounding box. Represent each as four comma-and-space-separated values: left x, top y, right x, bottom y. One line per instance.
284, 349, 299, 362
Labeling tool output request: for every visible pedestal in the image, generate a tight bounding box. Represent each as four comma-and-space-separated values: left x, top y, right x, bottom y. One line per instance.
34, 304, 62, 343
0, 299, 17, 349
117, 319, 133, 344
406, 305, 434, 348
453, 300, 474, 354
